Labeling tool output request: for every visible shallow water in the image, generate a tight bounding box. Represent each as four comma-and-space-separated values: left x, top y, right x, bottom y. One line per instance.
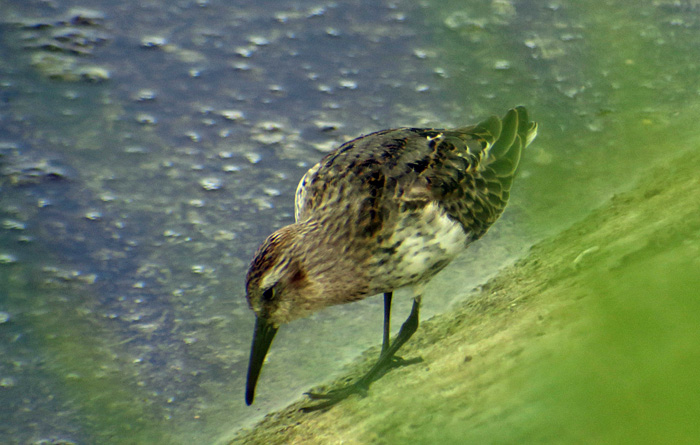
1, 0, 698, 443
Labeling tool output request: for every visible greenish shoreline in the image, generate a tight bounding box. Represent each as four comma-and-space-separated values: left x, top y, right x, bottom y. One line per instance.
231, 147, 700, 444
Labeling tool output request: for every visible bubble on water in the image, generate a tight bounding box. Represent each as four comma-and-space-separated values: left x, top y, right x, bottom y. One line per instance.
493, 60, 511, 70
141, 35, 168, 48
248, 36, 270, 46
136, 113, 157, 125
2, 220, 26, 230
0, 377, 16, 388
338, 79, 358, 90
85, 211, 102, 221
0, 253, 18, 264
200, 177, 223, 191
134, 89, 157, 101
218, 110, 245, 121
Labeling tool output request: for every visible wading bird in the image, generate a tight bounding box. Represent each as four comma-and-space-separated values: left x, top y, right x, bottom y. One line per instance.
244, 107, 537, 410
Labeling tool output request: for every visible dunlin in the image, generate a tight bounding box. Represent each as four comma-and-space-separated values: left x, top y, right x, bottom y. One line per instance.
245, 107, 537, 410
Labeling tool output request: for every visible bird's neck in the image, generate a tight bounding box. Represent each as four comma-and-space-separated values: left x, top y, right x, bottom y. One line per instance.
291, 219, 372, 303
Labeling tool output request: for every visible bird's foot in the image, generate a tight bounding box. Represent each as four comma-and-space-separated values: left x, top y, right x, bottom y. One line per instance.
302, 298, 423, 412
388, 355, 423, 369
301, 355, 422, 412
303, 379, 370, 411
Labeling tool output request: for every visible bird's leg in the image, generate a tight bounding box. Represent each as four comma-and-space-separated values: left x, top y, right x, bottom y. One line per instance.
381, 292, 412, 368
303, 296, 422, 412
382, 292, 392, 354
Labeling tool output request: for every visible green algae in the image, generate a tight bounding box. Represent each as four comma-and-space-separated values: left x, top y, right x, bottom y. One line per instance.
0, 262, 169, 442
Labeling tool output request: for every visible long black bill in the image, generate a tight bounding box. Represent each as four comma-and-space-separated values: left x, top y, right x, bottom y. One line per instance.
245, 316, 279, 405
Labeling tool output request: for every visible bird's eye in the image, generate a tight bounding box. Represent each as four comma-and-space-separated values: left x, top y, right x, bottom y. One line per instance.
261, 287, 275, 302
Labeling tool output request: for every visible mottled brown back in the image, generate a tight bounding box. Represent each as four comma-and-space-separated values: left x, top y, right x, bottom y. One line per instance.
296, 107, 537, 242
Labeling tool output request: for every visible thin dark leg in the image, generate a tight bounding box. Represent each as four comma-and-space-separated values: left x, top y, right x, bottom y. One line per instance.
303, 297, 422, 412
382, 292, 392, 354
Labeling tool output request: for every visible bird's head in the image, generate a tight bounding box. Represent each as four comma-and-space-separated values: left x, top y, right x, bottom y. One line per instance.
244, 219, 371, 405
244, 223, 329, 405
245, 225, 322, 327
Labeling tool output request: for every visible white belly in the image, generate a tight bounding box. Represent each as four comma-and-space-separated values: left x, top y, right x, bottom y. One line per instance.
369, 201, 468, 292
